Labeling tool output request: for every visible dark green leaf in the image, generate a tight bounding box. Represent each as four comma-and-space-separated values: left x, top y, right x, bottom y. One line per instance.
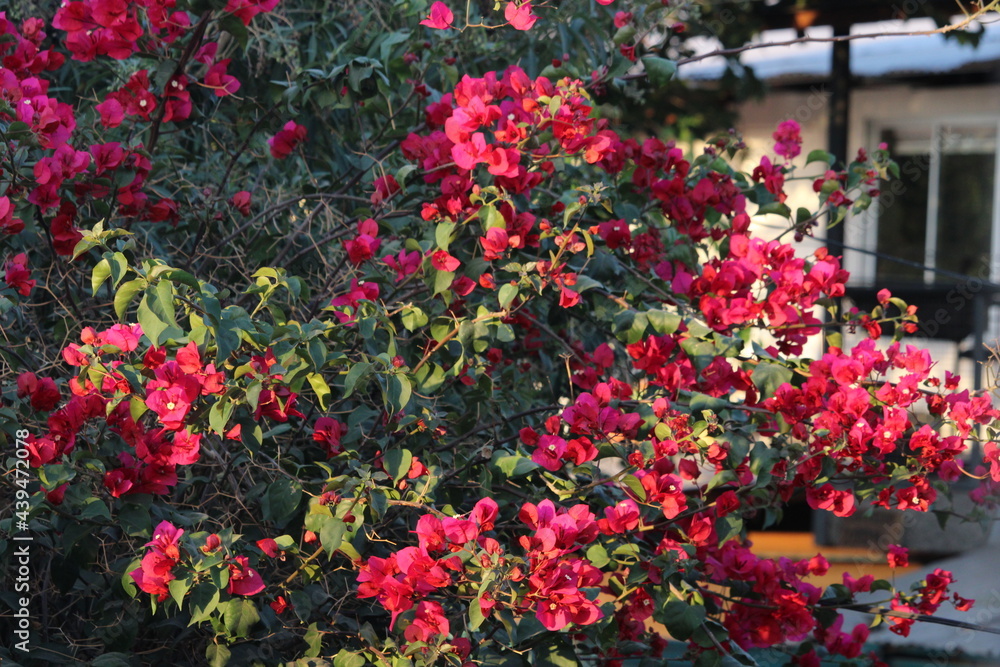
642, 56, 677, 88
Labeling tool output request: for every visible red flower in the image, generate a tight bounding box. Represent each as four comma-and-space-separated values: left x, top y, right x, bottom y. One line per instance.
371, 175, 400, 206
0, 196, 24, 235
202, 534, 221, 554
17, 372, 61, 411
256, 538, 280, 558
227, 556, 265, 596
4, 254, 35, 296
225, 0, 279, 26
45, 483, 68, 505
344, 218, 381, 265
431, 250, 460, 272
887, 545, 909, 569
268, 121, 307, 159
230, 191, 252, 216
806, 484, 856, 517
130, 521, 185, 601
313, 416, 347, 456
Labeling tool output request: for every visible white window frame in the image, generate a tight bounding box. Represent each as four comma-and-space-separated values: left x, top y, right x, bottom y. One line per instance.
846, 115, 1000, 287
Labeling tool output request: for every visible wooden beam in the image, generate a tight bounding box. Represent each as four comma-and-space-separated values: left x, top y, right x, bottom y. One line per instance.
753, 0, 963, 32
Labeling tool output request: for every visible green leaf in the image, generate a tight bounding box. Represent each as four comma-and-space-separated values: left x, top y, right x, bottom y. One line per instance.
625, 312, 648, 344
218, 12, 249, 49
165, 268, 200, 290
137, 280, 179, 346
498, 283, 518, 310
433, 268, 455, 296
586, 543, 610, 569
92, 258, 111, 295
401, 305, 428, 331
209, 398, 234, 436
223, 598, 259, 638
188, 583, 220, 625
343, 361, 372, 398
320, 516, 347, 558
115, 278, 146, 319
152, 59, 178, 90
750, 361, 793, 399
494, 454, 538, 478
469, 597, 486, 630
386, 374, 412, 412
533, 642, 577, 666
210, 563, 229, 590
613, 25, 637, 46
646, 309, 681, 335
80, 497, 111, 521
206, 644, 231, 667
262, 478, 303, 526
333, 650, 365, 667
307, 372, 332, 410
480, 204, 505, 230
657, 599, 705, 641
807, 149, 834, 165
621, 474, 646, 501
688, 392, 732, 412
90, 655, 133, 667
304, 622, 323, 658
435, 221, 456, 251
642, 56, 677, 88
169, 575, 192, 609
383, 449, 413, 482
757, 201, 791, 218
430, 318, 454, 342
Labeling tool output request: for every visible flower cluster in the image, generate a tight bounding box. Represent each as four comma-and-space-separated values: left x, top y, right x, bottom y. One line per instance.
131, 521, 267, 602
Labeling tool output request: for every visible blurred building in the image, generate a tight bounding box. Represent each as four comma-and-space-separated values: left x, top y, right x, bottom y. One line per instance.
680, 3, 1000, 660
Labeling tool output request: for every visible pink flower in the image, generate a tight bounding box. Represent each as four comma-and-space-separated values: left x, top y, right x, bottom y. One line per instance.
420, 2, 454, 30
0, 196, 23, 235
531, 435, 566, 471
203, 59, 240, 96
597, 499, 640, 534
505, 1, 538, 31
146, 385, 194, 431
773, 119, 802, 160
404, 600, 450, 643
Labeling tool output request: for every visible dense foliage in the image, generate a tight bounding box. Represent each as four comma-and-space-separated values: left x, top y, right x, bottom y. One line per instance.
2, 1, 999, 665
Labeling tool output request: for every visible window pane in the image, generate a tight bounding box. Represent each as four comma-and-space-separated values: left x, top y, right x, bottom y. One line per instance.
876, 127, 931, 284
935, 125, 996, 281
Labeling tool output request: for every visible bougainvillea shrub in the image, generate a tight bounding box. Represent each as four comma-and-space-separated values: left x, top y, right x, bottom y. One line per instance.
1, 1, 998, 665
